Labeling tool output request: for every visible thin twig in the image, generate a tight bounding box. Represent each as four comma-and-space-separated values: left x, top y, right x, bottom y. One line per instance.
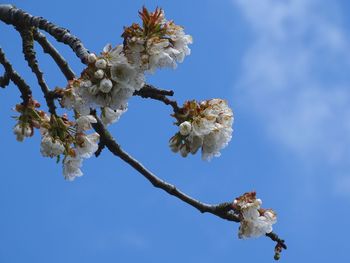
16, 26, 56, 115
33, 30, 75, 80
91, 111, 239, 221
0, 4, 90, 64
134, 84, 180, 112
91, 113, 286, 258
266, 232, 288, 260
0, 47, 32, 103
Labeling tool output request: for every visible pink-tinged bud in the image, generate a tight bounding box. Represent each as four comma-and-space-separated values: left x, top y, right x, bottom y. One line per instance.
33, 100, 41, 108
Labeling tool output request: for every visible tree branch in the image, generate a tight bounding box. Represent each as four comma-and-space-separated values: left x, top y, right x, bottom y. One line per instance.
134, 84, 180, 112
91, 112, 239, 221
266, 232, 288, 260
91, 112, 287, 258
0, 4, 90, 64
1, 5, 287, 260
33, 30, 76, 81
0, 47, 32, 103
16, 26, 57, 115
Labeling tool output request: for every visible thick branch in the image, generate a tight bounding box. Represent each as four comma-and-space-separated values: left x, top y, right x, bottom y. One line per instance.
16, 26, 57, 115
33, 30, 75, 81
0, 47, 32, 103
0, 4, 90, 64
134, 84, 180, 112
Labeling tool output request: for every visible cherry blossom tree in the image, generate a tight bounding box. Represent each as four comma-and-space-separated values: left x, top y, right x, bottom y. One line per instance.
0, 4, 286, 260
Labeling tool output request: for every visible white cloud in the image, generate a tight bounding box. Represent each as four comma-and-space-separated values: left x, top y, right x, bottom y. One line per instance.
233, 0, 350, 192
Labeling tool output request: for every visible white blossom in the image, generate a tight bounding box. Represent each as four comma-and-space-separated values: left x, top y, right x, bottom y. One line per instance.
101, 106, 127, 125
122, 9, 192, 73
170, 99, 233, 160
61, 85, 91, 115
76, 115, 97, 132
170, 28, 192, 63
63, 156, 83, 181
88, 85, 99, 95
40, 136, 65, 157
234, 192, 277, 239
80, 80, 92, 89
76, 133, 99, 158
13, 124, 32, 142
238, 210, 277, 239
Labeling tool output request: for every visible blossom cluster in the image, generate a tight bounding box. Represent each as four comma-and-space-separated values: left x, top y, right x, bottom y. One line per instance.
12, 8, 233, 178
12, 7, 193, 181
169, 99, 233, 160
13, 99, 100, 181
122, 7, 192, 73
39, 114, 99, 181
233, 192, 277, 239
60, 7, 192, 122
13, 98, 41, 142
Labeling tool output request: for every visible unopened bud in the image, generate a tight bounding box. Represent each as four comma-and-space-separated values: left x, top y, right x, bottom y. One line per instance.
180, 144, 189, 157
95, 59, 107, 69
99, 78, 113, 93
179, 121, 192, 136
88, 53, 97, 64
94, 69, 105, 79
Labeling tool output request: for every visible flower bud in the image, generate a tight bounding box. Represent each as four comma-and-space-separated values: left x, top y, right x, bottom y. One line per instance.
179, 121, 192, 136
88, 53, 97, 64
94, 69, 104, 79
99, 78, 113, 93
180, 144, 189, 157
95, 59, 107, 69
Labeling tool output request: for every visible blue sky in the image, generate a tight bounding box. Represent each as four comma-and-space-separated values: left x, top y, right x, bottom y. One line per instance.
1, 0, 350, 262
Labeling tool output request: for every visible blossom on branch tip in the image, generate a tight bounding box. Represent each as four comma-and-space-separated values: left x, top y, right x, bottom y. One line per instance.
122, 7, 192, 73
233, 192, 277, 239
170, 99, 233, 160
